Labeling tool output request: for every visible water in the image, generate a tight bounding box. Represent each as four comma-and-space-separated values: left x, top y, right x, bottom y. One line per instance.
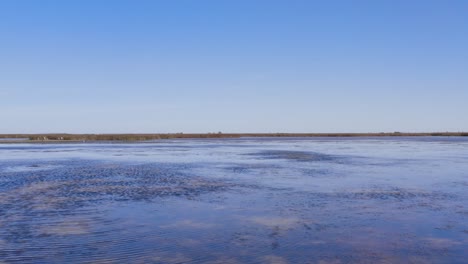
0, 137, 467, 263
0, 138, 29, 142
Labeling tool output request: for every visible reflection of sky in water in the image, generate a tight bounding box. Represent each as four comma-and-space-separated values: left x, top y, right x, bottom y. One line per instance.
0, 137, 467, 263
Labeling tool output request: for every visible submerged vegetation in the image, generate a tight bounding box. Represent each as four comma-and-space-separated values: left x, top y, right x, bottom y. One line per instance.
0, 132, 467, 142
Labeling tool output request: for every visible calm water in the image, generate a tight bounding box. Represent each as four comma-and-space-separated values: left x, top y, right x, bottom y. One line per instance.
0, 137, 467, 263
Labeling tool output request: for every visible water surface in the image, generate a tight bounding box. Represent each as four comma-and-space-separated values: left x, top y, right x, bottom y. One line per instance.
0, 137, 467, 263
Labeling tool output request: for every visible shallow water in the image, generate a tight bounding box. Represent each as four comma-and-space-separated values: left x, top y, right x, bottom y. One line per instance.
0, 137, 467, 263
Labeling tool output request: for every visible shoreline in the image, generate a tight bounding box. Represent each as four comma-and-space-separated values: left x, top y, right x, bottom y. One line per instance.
1, 132, 467, 144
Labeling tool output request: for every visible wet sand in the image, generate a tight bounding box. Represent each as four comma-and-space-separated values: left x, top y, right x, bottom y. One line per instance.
0, 137, 467, 263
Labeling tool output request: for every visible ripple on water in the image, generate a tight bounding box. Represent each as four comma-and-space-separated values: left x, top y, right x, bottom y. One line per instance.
246, 150, 341, 162
0, 160, 240, 263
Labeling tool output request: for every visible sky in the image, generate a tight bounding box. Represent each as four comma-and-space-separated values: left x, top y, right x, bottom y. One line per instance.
1, 0, 467, 133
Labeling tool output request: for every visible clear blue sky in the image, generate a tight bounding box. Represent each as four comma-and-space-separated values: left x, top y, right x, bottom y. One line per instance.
1, 0, 467, 133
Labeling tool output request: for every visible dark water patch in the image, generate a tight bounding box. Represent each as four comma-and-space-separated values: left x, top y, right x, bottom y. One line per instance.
358, 158, 416, 167
451, 181, 468, 187
334, 187, 455, 201
276, 187, 456, 204
222, 163, 283, 174
246, 150, 341, 163
301, 168, 334, 177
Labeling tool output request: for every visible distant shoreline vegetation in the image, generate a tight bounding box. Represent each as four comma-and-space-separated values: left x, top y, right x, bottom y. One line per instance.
0, 132, 468, 142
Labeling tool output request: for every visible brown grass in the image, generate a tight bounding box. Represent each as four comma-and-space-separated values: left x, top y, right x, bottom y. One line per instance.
0, 132, 467, 142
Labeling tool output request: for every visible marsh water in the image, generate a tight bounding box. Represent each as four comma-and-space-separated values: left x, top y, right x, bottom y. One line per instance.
0, 137, 467, 263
